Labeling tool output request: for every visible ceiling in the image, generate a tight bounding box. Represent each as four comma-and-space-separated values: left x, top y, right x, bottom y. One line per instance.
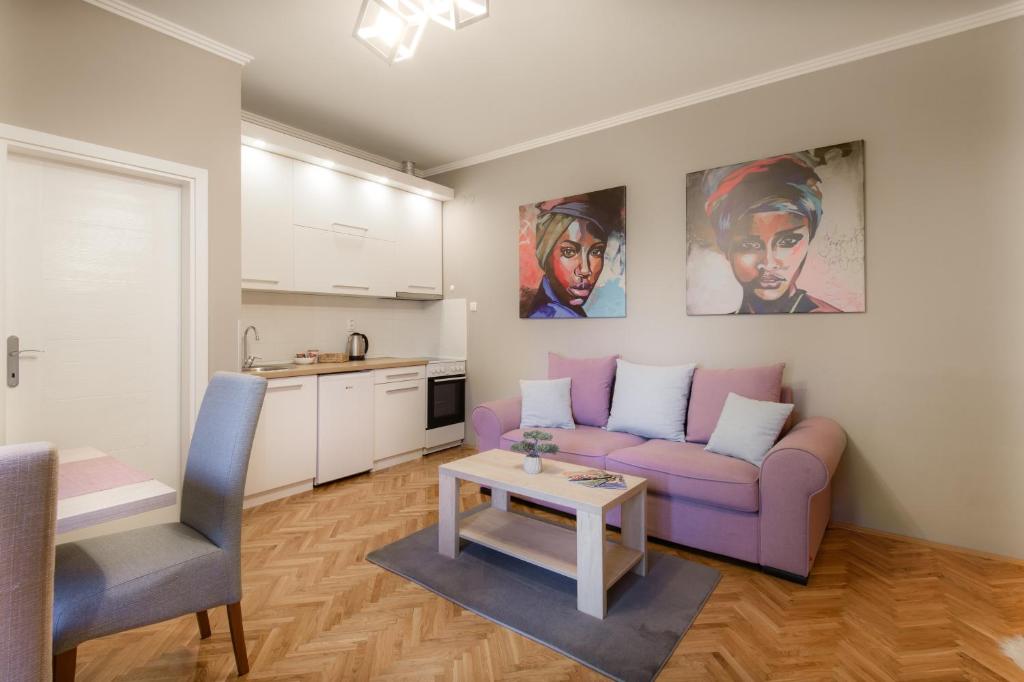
128, 0, 1012, 172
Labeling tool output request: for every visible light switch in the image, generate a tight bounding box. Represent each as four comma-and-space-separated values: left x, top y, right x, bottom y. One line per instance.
469, 301, 478, 312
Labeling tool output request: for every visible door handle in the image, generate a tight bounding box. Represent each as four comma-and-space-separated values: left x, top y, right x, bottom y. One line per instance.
7, 336, 44, 388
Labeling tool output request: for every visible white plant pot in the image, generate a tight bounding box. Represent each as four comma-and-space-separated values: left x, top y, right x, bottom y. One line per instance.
523, 456, 542, 474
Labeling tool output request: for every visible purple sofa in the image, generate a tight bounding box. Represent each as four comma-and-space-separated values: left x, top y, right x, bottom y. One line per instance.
471, 367, 846, 583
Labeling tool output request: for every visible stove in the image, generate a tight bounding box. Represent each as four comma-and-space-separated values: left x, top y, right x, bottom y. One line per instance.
424, 357, 467, 453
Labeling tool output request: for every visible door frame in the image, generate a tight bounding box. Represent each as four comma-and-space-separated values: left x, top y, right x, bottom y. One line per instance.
0, 122, 209, 479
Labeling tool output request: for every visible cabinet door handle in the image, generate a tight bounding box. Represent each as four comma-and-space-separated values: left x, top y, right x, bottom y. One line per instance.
332, 284, 370, 290
385, 372, 419, 380
332, 222, 369, 232
243, 278, 280, 284
385, 386, 420, 394
268, 382, 304, 391
407, 284, 437, 290
432, 376, 465, 384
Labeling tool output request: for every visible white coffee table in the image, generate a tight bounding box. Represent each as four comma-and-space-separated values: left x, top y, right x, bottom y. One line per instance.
438, 449, 647, 619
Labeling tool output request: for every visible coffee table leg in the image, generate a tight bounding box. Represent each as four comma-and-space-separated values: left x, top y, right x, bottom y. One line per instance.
438, 470, 459, 558
621, 488, 647, 576
491, 487, 509, 511
576, 508, 606, 618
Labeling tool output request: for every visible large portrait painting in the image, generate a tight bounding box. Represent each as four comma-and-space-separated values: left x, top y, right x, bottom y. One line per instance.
519, 185, 626, 319
686, 141, 865, 314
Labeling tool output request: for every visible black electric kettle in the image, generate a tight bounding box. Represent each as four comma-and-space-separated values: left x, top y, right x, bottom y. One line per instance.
345, 332, 369, 361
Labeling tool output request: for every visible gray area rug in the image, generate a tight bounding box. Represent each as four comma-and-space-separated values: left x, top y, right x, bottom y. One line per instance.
367, 508, 720, 682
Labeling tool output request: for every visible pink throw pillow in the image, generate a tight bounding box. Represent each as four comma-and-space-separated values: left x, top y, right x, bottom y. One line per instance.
547, 353, 619, 427
686, 364, 785, 444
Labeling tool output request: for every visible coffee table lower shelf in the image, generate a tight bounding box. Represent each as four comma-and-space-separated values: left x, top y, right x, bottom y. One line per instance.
459, 506, 643, 590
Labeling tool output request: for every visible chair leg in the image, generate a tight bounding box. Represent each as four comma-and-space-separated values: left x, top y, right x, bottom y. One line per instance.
196, 610, 212, 639
226, 602, 249, 676
53, 647, 77, 682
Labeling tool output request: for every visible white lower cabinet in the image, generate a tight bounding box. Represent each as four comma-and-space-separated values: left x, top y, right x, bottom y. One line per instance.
317, 372, 374, 484
245, 376, 317, 498
373, 375, 426, 461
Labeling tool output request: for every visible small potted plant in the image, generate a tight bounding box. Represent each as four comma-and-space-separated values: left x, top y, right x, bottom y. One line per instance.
510, 430, 559, 474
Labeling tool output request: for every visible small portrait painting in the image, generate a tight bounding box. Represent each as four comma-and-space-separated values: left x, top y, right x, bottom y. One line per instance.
686, 141, 865, 314
519, 186, 626, 319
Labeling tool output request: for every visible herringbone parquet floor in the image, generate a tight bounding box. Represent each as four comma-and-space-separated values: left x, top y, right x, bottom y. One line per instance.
70, 447, 1024, 681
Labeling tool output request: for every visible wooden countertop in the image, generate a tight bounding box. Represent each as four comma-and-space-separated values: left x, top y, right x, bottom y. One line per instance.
242, 356, 428, 380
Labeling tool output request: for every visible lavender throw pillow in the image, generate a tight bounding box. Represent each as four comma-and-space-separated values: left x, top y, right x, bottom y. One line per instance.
547, 352, 619, 427
686, 363, 785, 444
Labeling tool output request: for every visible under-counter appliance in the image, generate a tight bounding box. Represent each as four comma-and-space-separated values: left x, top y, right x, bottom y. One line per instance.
425, 358, 467, 453
316, 371, 374, 484
345, 332, 369, 361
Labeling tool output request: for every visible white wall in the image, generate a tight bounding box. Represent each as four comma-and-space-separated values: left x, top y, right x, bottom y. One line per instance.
240, 293, 467, 365
435, 19, 1024, 558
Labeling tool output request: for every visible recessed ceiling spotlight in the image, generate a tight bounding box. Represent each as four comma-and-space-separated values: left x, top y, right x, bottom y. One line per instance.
253, 139, 267, 148
371, 175, 390, 184
354, 0, 489, 65
323, 159, 336, 168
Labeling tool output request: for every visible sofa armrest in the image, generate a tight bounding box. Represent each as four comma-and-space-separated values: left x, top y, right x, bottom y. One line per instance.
471, 397, 522, 451
759, 417, 847, 579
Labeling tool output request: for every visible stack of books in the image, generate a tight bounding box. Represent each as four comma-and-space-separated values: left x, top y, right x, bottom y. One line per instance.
563, 469, 627, 490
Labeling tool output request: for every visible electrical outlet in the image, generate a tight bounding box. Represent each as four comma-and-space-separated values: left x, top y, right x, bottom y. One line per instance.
347, 318, 356, 331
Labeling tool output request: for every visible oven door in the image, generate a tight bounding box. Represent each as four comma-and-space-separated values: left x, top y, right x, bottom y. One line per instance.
427, 375, 466, 430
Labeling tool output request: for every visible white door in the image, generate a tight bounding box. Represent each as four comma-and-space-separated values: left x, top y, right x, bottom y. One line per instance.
245, 376, 317, 499
241, 145, 294, 291
292, 225, 395, 297
373, 378, 426, 461
317, 372, 374, 484
2, 152, 182, 494
395, 191, 443, 297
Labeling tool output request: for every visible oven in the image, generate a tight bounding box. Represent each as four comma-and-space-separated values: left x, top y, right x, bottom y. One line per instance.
426, 360, 467, 452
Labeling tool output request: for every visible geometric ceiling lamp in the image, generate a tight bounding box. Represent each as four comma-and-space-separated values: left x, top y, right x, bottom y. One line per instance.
354, 0, 489, 65
428, 0, 490, 30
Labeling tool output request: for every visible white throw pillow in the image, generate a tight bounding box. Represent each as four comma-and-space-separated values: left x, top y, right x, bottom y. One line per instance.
519, 378, 575, 430
606, 359, 696, 441
705, 392, 794, 466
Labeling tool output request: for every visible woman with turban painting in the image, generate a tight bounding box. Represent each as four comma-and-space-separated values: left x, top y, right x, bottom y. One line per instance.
701, 152, 841, 314
525, 193, 622, 318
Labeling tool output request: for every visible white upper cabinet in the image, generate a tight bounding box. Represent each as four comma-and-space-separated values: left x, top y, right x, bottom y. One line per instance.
292, 160, 396, 242
395, 190, 443, 297
293, 226, 396, 297
240, 141, 446, 300
241, 146, 294, 291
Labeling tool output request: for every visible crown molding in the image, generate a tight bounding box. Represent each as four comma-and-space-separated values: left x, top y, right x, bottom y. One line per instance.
240, 111, 410, 173
422, 1, 1024, 177
82, 0, 254, 65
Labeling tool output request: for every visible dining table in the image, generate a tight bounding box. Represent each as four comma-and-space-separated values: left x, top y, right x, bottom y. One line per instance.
57, 447, 177, 533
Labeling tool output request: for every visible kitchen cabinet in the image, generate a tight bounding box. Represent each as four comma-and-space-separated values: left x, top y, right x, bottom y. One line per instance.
317, 372, 374, 483
241, 146, 294, 291
292, 159, 396, 242
292, 226, 396, 297
245, 376, 318, 497
395, 191, 443, 297
373, 373, 426, 461
240, 142, 446, 300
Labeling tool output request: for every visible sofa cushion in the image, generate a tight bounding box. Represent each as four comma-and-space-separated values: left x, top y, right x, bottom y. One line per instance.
500, 426, 646, 467
686, 364, 785, 444
606, 439, 760, 512
548, 352, 618, 427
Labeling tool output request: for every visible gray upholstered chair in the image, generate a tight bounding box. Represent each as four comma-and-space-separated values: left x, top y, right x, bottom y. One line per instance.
0, 442, 59, 682
52, 372, 267, 681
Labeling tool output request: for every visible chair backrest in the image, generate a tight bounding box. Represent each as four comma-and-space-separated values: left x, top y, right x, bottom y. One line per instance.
180, 372, 267, 566
0, 442, 58, 682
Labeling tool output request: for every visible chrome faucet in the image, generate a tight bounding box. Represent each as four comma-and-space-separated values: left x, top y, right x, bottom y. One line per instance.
242, 325, 261, 370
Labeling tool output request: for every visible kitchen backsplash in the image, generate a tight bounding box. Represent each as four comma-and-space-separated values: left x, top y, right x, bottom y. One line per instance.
240, 292, 467, 365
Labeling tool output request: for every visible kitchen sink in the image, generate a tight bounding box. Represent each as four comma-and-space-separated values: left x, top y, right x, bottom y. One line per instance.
245, 363, 295, 373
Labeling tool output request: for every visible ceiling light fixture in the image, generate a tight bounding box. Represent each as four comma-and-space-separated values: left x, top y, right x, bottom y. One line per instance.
354, 0, 488, 65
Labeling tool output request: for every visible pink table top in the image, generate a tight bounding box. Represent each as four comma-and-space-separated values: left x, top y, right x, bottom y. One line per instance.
58, 455, 153, 499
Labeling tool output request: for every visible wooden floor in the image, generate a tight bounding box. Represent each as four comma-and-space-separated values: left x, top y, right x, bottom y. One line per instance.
72, 447, 1024, 681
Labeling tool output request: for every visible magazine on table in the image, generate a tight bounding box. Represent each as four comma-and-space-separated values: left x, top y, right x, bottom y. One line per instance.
562, 469, 627, 489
